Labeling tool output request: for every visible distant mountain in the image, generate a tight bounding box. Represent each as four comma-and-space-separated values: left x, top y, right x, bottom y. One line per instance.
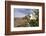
14, 16, 25, 20
14, 13, 37, 20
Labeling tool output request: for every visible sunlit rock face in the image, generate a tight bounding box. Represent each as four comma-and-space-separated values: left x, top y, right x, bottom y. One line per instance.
30, 14, 36, 20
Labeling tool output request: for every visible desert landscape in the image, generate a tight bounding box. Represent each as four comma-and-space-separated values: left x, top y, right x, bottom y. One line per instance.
14, 8, 39, 27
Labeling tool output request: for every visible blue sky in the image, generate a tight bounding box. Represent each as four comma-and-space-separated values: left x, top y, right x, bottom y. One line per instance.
14, 8, 33, 18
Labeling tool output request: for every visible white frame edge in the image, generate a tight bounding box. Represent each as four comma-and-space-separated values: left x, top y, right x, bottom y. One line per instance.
11, 5, 42, 32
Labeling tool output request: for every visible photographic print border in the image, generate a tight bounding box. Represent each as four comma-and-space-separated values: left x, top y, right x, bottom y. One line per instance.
5, 1, 45, 35
11, 5, 42, 31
